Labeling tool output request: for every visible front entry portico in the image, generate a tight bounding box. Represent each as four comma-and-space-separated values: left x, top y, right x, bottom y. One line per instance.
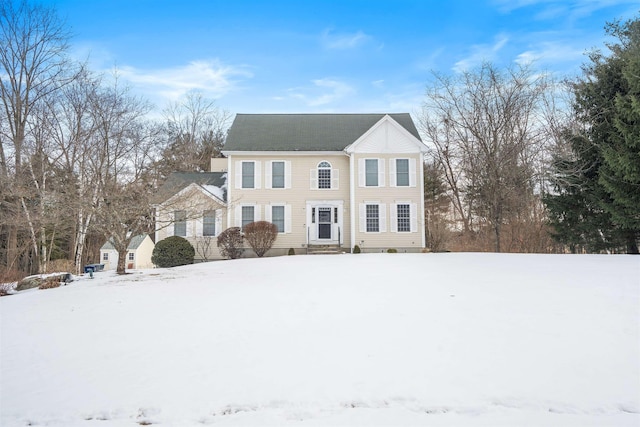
306, 200, 344, 245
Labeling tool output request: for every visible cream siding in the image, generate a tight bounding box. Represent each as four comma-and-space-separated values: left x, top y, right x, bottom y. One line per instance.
227, 153, 352, 250
155, 185, 227, 261
351, 153, 424, 251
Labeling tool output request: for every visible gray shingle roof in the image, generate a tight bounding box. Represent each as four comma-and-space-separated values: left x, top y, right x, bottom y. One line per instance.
101, 234, 148, 251
223, 113, 421, 152
152, 172, 227, 204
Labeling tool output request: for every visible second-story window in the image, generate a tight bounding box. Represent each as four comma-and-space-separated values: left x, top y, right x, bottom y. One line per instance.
396, 159, 409, 186
365, 159, 379, 186
272, 161, 285, 189
318, 161, 331, 189
242, 161, 255, 188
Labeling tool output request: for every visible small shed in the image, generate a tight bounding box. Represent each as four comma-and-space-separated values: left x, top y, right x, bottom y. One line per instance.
100, 234, 155, 270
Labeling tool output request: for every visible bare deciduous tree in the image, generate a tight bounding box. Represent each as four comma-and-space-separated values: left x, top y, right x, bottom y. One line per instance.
420, 63, 553, 252
88, 75, 157, 274
0, 0, 75, 272
156, 91, 231, 179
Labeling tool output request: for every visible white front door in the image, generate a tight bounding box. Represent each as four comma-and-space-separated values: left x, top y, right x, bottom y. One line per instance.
307, 201, 343, 245
317, 207, 333, 240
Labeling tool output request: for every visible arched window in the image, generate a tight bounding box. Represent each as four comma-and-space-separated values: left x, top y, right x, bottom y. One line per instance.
318, 161, 332, 189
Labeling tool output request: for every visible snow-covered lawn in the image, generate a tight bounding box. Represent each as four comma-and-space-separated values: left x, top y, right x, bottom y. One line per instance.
1, 253, 638, 426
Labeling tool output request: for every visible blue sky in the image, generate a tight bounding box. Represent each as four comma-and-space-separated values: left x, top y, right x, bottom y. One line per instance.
46, 0, 638, 116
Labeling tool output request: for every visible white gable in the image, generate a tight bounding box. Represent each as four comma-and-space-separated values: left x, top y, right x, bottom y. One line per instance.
345, 115, 426, 154
160, 182, 226, 207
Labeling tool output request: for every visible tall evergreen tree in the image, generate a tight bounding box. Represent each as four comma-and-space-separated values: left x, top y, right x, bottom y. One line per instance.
545, 16, 640, 253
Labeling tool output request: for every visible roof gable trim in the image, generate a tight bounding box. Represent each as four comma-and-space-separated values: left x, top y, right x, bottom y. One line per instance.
344, 114, 426, 154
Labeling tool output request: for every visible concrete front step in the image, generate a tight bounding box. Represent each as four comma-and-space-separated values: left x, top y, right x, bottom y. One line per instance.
307, 244, 344, 254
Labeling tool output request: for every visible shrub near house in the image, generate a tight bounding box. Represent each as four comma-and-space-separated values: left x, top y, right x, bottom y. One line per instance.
217, 227, 244, 260
244, 221, 278, 257
152, 236, 195, 268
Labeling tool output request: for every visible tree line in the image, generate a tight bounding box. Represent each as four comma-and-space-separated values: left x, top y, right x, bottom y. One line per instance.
1, 1, 638, 281
421, 15, 639, 255
0, 0, 229, 279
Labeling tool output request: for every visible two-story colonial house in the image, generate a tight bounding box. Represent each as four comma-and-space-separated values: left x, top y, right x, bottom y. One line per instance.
155, 113, 427, 259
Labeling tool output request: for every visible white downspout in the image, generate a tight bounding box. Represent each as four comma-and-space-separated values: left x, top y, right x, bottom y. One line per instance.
349, 152, 356, 253
420, 153, 426, 248
226, 155, 232, 229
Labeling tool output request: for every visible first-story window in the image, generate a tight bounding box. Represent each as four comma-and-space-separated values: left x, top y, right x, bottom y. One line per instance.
203, 210, 216, 236
128, 252, 134, 261
103, 252, 108, 261
366, 204, 379, 232
397, 204, 411, 232
174, 210, 186, 236
242, 206, 255, 230
272, 206, 285, 232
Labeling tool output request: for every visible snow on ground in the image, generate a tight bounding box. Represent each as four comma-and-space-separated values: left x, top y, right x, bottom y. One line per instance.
1, 253, 638, 426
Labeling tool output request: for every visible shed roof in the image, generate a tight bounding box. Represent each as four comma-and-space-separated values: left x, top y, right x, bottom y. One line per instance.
101, 234, 149, 251
223, 113, 421, 152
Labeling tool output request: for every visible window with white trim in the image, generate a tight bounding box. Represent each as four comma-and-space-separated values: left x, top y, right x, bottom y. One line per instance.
365, 159, 378, 186
103, 252, 108, 261
271, 205, 285, 232
396, 159, 410, 187
241, 206, 255, 230
360, 202, 386, 233
174, 210, 186, 237
318, 161, 331, 189
366, 204, 379, 232
390, 158, 416, 187
397, 204, 411, 232
242, 161, 255, 188
272, 161, 285, 189
128, 252, 134, 261
359, 158, 384, 187
203, 210, 216, 236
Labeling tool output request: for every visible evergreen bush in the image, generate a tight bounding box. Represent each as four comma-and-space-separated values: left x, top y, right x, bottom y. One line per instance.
353, 245, 361, 253
387, 248, 398, 253
152, 236, 195, 267
288, 248, 296, 255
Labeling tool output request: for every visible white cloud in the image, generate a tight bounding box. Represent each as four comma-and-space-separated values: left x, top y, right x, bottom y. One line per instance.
515, 40, 586, 67
321, 29, 371, 49
287, 78, 355, 107
453, 33, 510, 73
116, 60, 253, 102
492, 0, 638, 20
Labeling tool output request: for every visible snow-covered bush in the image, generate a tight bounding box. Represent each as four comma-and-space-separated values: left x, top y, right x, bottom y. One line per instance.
217, 227, 244, 259
152, 236, 195, 268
